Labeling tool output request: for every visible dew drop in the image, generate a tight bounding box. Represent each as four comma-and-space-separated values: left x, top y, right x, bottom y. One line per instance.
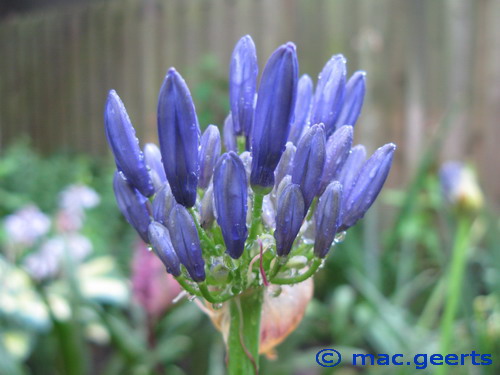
188, 295, 197, 302
146, 245, 153, 252
268, 284, 282, 298
334, 231, 347, 244
212, 303, 223, 310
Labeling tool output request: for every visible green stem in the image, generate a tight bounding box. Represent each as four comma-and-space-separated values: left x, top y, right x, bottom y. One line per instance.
248, 193, 264, 245
437, 217, 472, 375
198, 282, 233, 304
271, 258, 322, 285
175, 276, 201, 297
188, 207, 218, 254
228, 287, 264, 375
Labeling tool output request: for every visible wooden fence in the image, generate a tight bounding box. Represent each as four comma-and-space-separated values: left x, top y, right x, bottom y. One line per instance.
1, 0, 499, 202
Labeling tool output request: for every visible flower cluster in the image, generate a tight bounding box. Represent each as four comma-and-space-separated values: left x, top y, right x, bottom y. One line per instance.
105, 35, 395, 303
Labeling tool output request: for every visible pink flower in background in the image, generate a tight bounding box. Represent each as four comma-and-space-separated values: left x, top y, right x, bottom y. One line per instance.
131, 241, 182, 318
3, 205, 51, 247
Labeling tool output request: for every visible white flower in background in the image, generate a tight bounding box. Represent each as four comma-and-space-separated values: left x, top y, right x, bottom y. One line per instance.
57, 184, 100, 232
59, 184, 100, 213
23, 234, 92, 280
3, 205, 51, 247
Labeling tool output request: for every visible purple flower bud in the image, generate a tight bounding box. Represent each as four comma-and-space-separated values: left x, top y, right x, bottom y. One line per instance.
288, 74, 313, 145
310, 55, 346, 136
152, 183, 175, 227
144, 143, 167, 191
198, 125, 221, 189
274, 184, 305, 257
148, 221, 181, 277
105, 90, 154, 197
291, 124, 326, 208
318, 125, 353, 194
213, 152, 249, 259
223, 113, 237, 152
239, 151, 252, 181
229, 35, 258, 137
200, 184, 215, 229
314, 181, 343, 258
250, 43, 299, 190
113, 171, 151, 242
337, 145, 367, 199
335, 71, 366, 129
157, 68, 200, 208
274, 142, 296, 190
342, 143, 396, 229
168, 204, 206, 282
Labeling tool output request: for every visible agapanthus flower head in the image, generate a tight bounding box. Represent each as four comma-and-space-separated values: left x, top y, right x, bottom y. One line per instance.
440, 161, 483, 213
105, 36, 396, 318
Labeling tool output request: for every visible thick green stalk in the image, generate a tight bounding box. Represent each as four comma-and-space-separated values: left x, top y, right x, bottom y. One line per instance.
437, 217, 472, 375
248, 193, 264, 244
227, 287, 264, 375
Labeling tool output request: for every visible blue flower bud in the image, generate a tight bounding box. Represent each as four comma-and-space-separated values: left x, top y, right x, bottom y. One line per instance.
274, 184, 305, 257
223, 113, 237, 152
310, 55, 346, 136
342, 143, 396, 229
229, 35, 258, 136
113, 171, 151, 242
335, 71, 366, 129
152, 183, 175, 227
288, 74, 313, 144
148, 221, 181, 276
198, 125, 221, 189
314, 181, 343, 258
213, 152, 249, 259
239, 151, 252, 181
168, 203, 206, 282
250, 43, 298, 190
337, 144, 366, 199
143, 143, 167, 191
291, 124, 326, 208
157, 68, 200, 208
105, 90, 154, 197
318, 125, 353, 194
274, 142, 296, 190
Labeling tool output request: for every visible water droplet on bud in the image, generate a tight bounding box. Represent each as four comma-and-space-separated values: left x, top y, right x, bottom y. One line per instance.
334, 231, 347, 244
268, 284, 282, 297
212, 303, 223, 310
